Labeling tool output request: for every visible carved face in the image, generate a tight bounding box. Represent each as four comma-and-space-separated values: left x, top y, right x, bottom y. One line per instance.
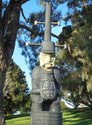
39, 52, 55, 70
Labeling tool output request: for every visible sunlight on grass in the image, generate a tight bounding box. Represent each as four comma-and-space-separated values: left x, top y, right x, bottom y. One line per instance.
6, 109, 92, 125
6, 116, 30, 125
63, 109, 92, 125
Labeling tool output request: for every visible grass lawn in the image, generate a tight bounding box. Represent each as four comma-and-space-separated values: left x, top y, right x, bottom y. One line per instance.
63, 109, 92, 125
6, 109, 92, 125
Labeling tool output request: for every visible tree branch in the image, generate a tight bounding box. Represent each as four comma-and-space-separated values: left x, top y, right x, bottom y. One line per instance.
0, 0, 2, 19
0, 0, 3, 44
80, 99, 91, 108
20, 7, 28, 22
19, 24, 59, 39
3, 1, 22, 58
19, 24, 43, 36
10, 0, 29, 5
20, 0, 29, 5
52, 33, 59, 39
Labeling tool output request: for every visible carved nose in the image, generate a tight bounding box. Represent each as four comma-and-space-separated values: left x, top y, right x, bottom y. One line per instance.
46, 56, 51, 62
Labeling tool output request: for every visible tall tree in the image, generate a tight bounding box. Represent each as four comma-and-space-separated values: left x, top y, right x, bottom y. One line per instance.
3, 60, 30, 115
0, 0, 30, 124
56, 1, 92, 108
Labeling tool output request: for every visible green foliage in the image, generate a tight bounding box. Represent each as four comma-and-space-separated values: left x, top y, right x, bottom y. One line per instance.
3, 60, 30, 114
60, 101, 67, 110
87, 77, 92, 92
56, 1, 92, 108
59, 25, 73, 44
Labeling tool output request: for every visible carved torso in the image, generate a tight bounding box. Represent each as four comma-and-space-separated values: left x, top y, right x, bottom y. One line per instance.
40, 72, 56, 100
31, 66, 61, 101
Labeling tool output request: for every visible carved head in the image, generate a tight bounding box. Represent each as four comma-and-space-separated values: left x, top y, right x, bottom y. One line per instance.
39, 52, 55, 70
39, 41, 55, 70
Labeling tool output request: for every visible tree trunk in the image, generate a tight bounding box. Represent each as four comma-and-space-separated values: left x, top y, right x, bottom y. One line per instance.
0, 3, 21, 124
0, 72, 6, 125
0, 1, 28, 124
0, 49, 7, 125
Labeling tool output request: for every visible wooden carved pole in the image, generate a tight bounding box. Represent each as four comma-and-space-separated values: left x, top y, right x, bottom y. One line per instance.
30, 2, 62, 125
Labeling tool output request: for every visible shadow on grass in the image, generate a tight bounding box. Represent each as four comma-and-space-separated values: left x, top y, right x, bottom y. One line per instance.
63, 109, 92, 125
6, 113, 30, 120
6, 109, 92, 125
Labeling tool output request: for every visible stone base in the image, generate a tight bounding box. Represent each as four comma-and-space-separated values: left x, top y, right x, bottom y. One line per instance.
31, 111, 62, 125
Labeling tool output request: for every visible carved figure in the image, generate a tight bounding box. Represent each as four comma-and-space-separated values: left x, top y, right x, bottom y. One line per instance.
31, 41, 62, 125
31, 2, 62, 125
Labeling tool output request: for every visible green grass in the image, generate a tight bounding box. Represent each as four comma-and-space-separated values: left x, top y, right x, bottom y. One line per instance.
6, 113, 30, 125
63, 109, 92, 125
6, 109, 92, 125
